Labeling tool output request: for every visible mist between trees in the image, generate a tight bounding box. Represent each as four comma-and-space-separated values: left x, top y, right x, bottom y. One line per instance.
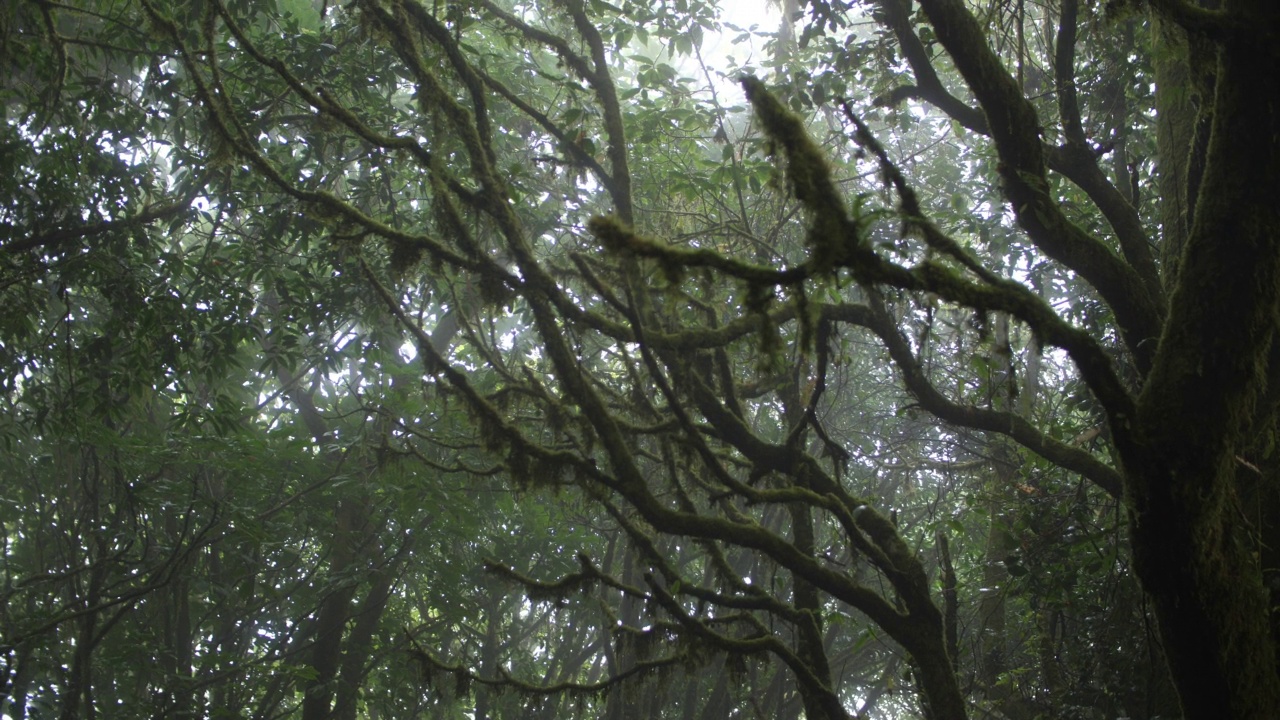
1, 0, 1278, 719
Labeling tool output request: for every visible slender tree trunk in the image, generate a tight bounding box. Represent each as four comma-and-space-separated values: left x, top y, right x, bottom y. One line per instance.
1151, 14, 1216, 290
603, 546, 642, 720
61, 540, 106, 720
332, 558, 400, 720
788, 503, 848, 720
975, 483, 1012, 691
976, 315, 1023, 711
699, 658, 734, 719
678, 655, 724, 720
160, 509, 196, 720
3, 641, 35, 720
301, 500, 364, 720
472, 588, 504, 720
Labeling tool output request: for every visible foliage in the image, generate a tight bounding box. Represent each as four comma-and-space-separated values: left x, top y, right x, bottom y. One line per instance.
2, 1, 1278, 719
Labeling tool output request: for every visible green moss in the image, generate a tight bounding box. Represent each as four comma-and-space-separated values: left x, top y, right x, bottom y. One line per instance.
741, 76, 861, 273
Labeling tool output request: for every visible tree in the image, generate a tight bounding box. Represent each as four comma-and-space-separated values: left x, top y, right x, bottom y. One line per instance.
1, 0, 1277, 718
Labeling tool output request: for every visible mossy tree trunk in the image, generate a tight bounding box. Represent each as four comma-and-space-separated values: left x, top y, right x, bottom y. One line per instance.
1120, 10, 1280, 716
896, 0, 1280, 714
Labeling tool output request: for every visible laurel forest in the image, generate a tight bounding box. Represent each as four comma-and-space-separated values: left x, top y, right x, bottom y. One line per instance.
1, 0, 1277, 718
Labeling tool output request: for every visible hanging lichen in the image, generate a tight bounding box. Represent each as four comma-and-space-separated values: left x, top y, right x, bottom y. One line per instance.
741, 76, 863, 274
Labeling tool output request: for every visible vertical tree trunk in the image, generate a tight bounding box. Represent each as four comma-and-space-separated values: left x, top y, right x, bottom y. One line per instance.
3, 641, 35, 720
975, 483, 1012, 690
603, 546, 642, 720
160, 508, 196, 720
1125, 14, 1280, 717
472, 587, 504, 720
332, 559, 400, 720
1151, 15, 1213, 289
976, 314, 1020, 703
60, 538, 106, 720
788, 503, 847, 720
301, 499, 365, 720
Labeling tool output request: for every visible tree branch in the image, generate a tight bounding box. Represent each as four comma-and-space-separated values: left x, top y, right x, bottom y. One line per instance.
826, 301, 1124, 498
1146, 0, 1251, 41
2, 198, 194, 256
910, 0, 1164, 372
1050, 0, 1163, 306
746, 80, 1136, 426
873, 0, 989, 134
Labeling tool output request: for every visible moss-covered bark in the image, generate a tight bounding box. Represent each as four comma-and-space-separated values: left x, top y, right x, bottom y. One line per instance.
1121, 8, 1280, 716
1152, 16, 1196, 287
890, 0, 1280, 714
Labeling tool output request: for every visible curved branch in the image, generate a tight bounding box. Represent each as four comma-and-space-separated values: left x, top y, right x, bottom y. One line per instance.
1050, 0, 1162, 305
408, 633, 690, 697
363, 2, 501, 196
642, 572, 851, 720
477, 69, 615, 193
907, 0, 1163, 371
1045, 144, 1162, 305
142, 0, 480, 275
877, 0, 1163, 329
825, 302, 1124, 498
746, 79, 1136, 425
595, 502, 812, 625
370, 258, 917, 645
212, 0, 436, 169
562, 0, 634, 223
481, 0, 634, 221
588, 216, 809, 285
1146, 0, 1251, 41
873, 0, 989, 134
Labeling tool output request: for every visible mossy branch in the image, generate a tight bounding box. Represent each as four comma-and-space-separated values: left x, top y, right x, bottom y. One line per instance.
741, 76, 866, 273
587, 216, 807, 286
407, 628, 692, 699
740, 77, 1135, 427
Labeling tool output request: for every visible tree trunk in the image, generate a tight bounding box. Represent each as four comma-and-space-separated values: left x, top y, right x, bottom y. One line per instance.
3, 641, 35, 720
332, 559, 400, 720
975, 474, 1013, 692
1124, 13, 1280, 717
788, 503, 848, 720
301, 499, 364, 720
1151, 15, 1197, 286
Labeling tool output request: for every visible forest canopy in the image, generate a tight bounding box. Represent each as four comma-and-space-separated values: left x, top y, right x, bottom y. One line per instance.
1, 0, 1278, 719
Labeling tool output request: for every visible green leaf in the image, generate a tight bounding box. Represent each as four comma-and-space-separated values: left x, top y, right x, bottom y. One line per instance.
276, 0, 321, 32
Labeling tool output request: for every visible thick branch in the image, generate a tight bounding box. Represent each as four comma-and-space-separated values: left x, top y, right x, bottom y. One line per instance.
913, 0, 1163, 372
873, 0, 989, 134
745, 81, 1136, 425
876, 0, 1163, 324
480, 0, 634, 221
1147, 0, 1251, 41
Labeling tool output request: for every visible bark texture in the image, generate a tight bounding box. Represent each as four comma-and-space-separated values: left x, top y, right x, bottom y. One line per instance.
1122, 11, 1280, 715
